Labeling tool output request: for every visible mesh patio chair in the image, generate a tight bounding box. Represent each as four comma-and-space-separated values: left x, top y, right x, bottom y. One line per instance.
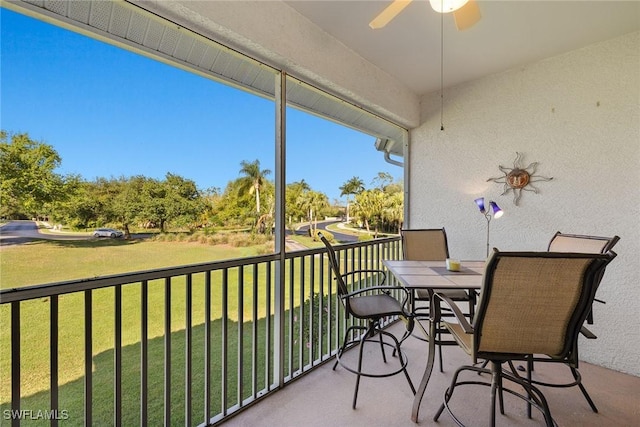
511, 231, 621, 413
547, 231, 620, 327
318, 233, 415, 409
401, 228, 477, 371
433, 249, 616, 427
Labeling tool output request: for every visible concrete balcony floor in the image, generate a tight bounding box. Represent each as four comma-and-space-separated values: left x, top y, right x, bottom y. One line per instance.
225, 322, 640, 426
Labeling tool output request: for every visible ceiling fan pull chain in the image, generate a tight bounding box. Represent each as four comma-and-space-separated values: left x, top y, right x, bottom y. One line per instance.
440, 3, 445, 131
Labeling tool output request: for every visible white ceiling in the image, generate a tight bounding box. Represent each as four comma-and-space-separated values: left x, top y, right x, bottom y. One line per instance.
285, 1, 640, 95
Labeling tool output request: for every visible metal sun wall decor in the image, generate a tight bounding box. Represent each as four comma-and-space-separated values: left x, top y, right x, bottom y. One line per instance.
487, 152, 553, 206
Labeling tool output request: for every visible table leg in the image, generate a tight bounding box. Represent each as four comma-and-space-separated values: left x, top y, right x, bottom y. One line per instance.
411, 290, 437, 422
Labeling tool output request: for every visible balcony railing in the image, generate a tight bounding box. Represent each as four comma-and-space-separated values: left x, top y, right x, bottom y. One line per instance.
0, 236, 402, 426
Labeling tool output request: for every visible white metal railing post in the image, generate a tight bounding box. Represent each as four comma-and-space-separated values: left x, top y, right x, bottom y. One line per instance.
274, 71, 287, 388
403, 129, 410, 229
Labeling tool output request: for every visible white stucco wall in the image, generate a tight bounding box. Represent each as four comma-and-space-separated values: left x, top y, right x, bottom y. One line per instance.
410, 32, 640, 375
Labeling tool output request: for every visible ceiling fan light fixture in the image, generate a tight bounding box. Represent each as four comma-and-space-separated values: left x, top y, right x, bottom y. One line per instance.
429, 0, 469, 13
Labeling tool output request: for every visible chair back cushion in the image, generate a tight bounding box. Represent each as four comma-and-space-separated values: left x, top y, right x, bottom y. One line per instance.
547, 233, 620, 311
475, 251, 612, 358
401, 228, 449, 261
548, 232, 619, 254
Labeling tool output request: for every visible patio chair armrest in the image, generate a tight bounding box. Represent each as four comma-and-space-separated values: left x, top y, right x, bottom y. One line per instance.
345, 285, 412, 313
339, 270, 387, 289
434, 291, 473, 334
340, 269, 387, 284
344, 285, 408, 298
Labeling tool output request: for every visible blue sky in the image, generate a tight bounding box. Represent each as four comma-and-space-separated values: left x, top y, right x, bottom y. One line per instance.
1, 8, 402, 202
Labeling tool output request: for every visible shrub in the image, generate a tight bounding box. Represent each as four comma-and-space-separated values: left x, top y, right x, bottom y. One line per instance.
357, 234, 373, 242
150, 230, 278, 249
313, 230, 334, 242
162, 233, 177, 242
224, 232, 271, 247
254, 242, 275, 255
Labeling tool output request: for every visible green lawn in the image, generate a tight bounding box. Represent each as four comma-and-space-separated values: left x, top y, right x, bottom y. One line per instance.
0, 238, 254, 289
0, 238, 338, 425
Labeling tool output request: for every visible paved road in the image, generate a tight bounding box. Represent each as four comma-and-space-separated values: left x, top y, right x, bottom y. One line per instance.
0, 220, 93, 246
0, 220, 360, 250
297, 220, 358, 243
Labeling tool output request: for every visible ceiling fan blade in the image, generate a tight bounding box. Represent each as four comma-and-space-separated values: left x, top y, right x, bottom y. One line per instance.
369, 0, 413, 29
453, 0, 481, 31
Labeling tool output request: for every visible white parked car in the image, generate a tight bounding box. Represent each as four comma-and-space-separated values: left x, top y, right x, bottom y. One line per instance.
93, 228, 124, 238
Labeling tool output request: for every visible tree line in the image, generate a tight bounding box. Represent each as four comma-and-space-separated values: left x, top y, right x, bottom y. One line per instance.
0, 131, 403, 236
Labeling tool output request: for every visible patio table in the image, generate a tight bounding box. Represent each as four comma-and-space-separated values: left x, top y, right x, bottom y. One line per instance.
382, 259, 484, 422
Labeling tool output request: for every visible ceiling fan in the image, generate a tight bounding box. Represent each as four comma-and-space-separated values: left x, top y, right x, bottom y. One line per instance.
369, 0, 481, 31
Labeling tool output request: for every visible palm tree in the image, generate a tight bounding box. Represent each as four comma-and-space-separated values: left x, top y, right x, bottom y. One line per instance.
353, 189, 385, 236
286, 180, 311, 224
339, 176, 364, 223
297, 190, 329, 236
238, 159, 271, 215
383, 191, 404, 233
371, 172, 393, 191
